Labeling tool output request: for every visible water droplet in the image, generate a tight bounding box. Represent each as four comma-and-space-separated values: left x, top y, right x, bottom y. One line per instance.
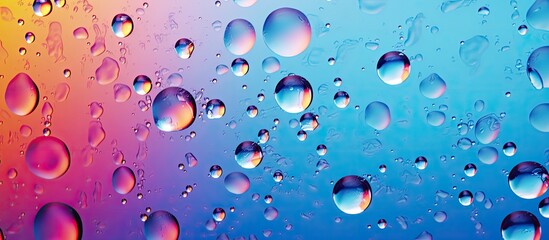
475, 114, 500, 144
112, 166, 136, 194
89, 102, 103, 119
539, 197, 549, 218
144, 211, 180, 240
459, 35, 489, 67
33, 0, 53, 17
113, 84, 131, 103
234, 0, 256, 7
73, 27, 89, 39
274, 75, 313, 113
111, 14, 133, 38
53, 0, 65, 7
25, 136, 70, 179
419, 73, 446, 99
246, 105, 258, 118
299, 112, 318, 131
458, 190, 473, 206
364, 101, 391, 130
503, 142, 517, 156
224, 19, 255, 55
474, 100, 485, 112
210, 165, 223, 178
263, 8, 311, 57
231, 58, 249, 77
54, 83, 70, 102
95, 57, 120, 85
264, 207, 278, 220
133, 75, 152, 95
464, 163, 477, 177
526, 0, 549, 31
25, 32, 35, 43
518, 25, 528, 35
332, 175, 372, 214
258, 129, 269, 144
174, 38, 194, 59
34, 203, 82, 240
4, 73, 39, 116
224, 172, 250, 194
433, 211, 447, 223
262, 57, 280, 73
376, 51, 410, 85
426, 111, 445, 127
477, 146, 498, 165
508, 161, 549, 199
152, 87, 196, 132
358, 0, 387, 14
478, 6, 490, 16
88, 121, 106, 147
273, 170, 283, 183
501, 211, 541, 240
415, 156, 428, 170
529, 103, 549, 132
234, 141, 263, 169
334, 91, 350, 108
205, 99, 226, 119
213, 208, 226, 221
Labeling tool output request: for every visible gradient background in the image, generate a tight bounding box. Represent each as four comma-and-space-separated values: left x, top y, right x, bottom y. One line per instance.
1, 0, 549, 239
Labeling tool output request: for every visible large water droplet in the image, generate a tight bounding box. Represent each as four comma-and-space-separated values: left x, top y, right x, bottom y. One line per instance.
34, 202, 82, 240
224, 19, 255, 55
529, 103, 549, 132
5, 73, 39, 116
224, 172, 250, 194
526, 0, 549, 31
234, 141, 263, 169
508, 161, 549, 199
174, 38, 194, 59
262, 57, 280, 73
144, 211, 180, 240
419, 73, 446, 99
475, 114, 500, 144
263, 8, 311, 57
95, 57, 120, 85
33, 0, 53, 17
527, 46, 549, 89
133, 75, 152, 95
501, 211, 541, 240
112, 166, 136, 194
274, 75, 313, 113
332, 175, 372, 214
206, 99, 226, 119
111, 14, 133, 38
152, 87, 196, 132
376, 51, 410, 85
364, 101, 391, 130
231, 58, 249, 77
26, 136, 70, 179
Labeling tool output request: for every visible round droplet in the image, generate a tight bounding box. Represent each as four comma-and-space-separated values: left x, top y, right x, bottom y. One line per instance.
34, 203, 82, 240
224, 172, 250, 194
297, 130, 307, 141
112, 166, 136, 195
33, 0, 53, 17
234, 0, 256, 7
133, 75, 152, 95
316, 144, 327, 156
53, 0, 65, 7
376, 51, 410, 85
73, 27, 89, 39
224, 19, 256, 55
216, 65, 229, 75
264, 207, 278, 221
508, 161, 549, 199
247, 105, 258, 118
419, 73, 446, 99
477, 146, 498, 165
332, 175, 372, 214
274, 75, 313, 113
212, 208, 226, 222
262, 57, 280, 73
231, 58, 249, 77
464, 163, 477, 177
5, 73, 39, 116
113, 84, 132, 103
26, 136, 70, 179
474, 100, 485, 112
527, 0, 549, 31
527, 46, 549, 89
458, 190, 473, 206
426, 111, 445, 127
209, 165, 223, 178
152, 87, 196, 132
433, 211, 447, 223
263, 8, 312, 57
475, 114, 500, 144
364, 101, 391, 130
144, 211, 180, 240
377, 219, 387, 229
299, 112, 318, 131
415, 156, 428, 170
174, 38, 194, 59
25, 32, 35, 43
234, 141, 263, 169
206, 99, 226, 119
501, 211, 541, 240
503, 142, 517, 157
273, 170, 283, 182
518, 25, 528, 35
334, 91, 350, 108
539, 197, 549, 218
478, 6, 490, 16
111, 14, 133, 38
529, 103, 549, 132
258, 129, 269, 144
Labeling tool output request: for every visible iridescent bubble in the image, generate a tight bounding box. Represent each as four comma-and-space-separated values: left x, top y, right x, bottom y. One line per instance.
527, 0, 549, 31
206, 99, 226, 119
247, 105, 258, 118
262, 57, 281, 74
112, 166, 136, 195
53, 0, 65, 7
426, 111, 445, 127
231, 58, 249, 77
477, 146, 498, 165
518, 25, 529, 35
234, 141, 263, 169
209, 165, 223, 178
274, 75, 313, 113
332, 175, 372, 214
529, 103, 549, 132
300, 112, 318, 131
297, 130, 307, 141
527, 46, 549, 89
333, 77, 343, 87
133, 75, 152, 95
258, 129, 269, 144
111, 14, 133, 38
5, 73, 39, 116
475, 114, 500, 144
152, 87, 196, 132
508, 161, 549, 199
224, 172, 250, 194
376, 51, 410, 85
174, 38, 195, 59
503, 142, 517, 157
144, 211, 180, 240
316, 144, 327, 156
212, 208, 226, 222
458, 190, 473, 206
364, 101, 391, 130
464, 163, 477, 177
34, 202, 82, 240
501, 211, 541, 240
113, 84, 132, 103
33, 0, 53, 17
433, 211, 447, 223
26, 136, 70, 179
419, 73, 446, 99
539, 197, 549, 218
25, 32, 35, 43
263, 8, 311, 57
224, 19, 256, 55
264, 207, 278, 221
415, 156, 428, 170
234, 0, 256, 7
334, 91, 350, 108
273, 170, 283, 182
95, 57, 120, 85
